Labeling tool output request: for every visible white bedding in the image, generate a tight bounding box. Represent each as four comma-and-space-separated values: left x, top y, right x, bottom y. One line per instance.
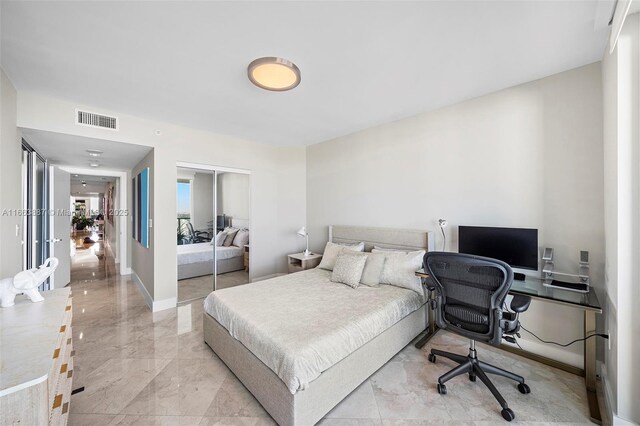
203, 268, 424, 394
177, 243, 243, 265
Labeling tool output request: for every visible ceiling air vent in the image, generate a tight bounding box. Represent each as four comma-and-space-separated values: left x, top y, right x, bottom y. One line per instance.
76, 109, 118, 130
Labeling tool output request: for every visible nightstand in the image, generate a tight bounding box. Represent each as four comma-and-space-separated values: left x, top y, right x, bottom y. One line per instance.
287, 252, 323, 273
244, 245, 250, 272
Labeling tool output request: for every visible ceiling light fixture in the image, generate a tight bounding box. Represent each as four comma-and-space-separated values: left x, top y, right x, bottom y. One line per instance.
248, 57, 301, 91
87, 149, 103, 157
89, 162, 100, 167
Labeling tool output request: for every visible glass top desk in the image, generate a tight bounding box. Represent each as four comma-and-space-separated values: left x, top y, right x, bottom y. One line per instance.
414, 269, 603, 424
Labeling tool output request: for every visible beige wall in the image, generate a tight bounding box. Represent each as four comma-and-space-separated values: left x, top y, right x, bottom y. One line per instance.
131, 150, 155, 298
217, 172, 250, 223
0, 68, 23, 277
16, 93, 307, 304
307, 63, 604, 366
602, 12, 640, 424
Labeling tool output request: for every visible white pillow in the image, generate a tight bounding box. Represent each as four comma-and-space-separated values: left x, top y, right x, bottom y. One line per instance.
372, 249, 425, 294
331, 252, 367, 288
232, 229, 250, 247
213, 231, 227, 246
223, 227, 239, 247
317, 241, 365, 271
360, 252, 386, 287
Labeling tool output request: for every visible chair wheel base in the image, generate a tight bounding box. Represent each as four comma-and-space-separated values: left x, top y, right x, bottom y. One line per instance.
428, 353, 436, 363
437, 383, 447, 395
469, 373, 476, 382
517, 383, 530, 394
501, 408, 515, 421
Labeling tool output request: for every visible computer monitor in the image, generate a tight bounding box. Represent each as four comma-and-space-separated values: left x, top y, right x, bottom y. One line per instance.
458, 226, 538, 270
216, 215, 226, 230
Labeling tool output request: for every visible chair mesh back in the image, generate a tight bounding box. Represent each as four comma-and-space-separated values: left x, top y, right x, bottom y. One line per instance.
424, 252, 512, 339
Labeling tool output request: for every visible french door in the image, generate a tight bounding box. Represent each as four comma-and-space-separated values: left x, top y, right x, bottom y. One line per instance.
22, 140, 49, 289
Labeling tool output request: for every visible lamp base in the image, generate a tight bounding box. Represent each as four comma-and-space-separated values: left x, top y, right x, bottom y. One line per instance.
303, 249, 311, 256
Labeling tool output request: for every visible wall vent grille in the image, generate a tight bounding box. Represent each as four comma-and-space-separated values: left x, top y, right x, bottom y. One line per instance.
76, 110, 118, 130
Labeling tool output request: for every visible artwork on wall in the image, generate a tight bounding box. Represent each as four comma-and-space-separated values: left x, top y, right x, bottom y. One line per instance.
105, 185, 114, 224
132, 167, 150, 248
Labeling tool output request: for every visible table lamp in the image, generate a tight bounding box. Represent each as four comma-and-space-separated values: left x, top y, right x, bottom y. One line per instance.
296, 226, 311, 256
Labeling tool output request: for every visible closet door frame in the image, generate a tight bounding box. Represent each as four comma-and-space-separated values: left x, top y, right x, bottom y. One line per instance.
176, 162, 251, 293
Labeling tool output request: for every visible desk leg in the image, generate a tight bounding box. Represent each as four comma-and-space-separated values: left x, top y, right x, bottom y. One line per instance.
415, 298, 438, 349
584, 310, 601, 424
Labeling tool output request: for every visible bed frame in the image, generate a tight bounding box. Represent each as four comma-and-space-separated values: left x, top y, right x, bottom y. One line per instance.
178, 256, 244, 280
203, 225, 434, 425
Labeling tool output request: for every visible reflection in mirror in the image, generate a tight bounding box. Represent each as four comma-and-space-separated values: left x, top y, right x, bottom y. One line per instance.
176, 167, 215, 302
214, 171, 250, 289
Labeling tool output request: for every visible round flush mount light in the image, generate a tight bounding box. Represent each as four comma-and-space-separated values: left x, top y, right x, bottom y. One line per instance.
248, 57, 301, 91
87, 149, 103, 157
89, 162, 100, 168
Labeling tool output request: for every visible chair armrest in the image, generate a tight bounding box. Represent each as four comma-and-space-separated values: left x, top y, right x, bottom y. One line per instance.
510, 295, 531, 313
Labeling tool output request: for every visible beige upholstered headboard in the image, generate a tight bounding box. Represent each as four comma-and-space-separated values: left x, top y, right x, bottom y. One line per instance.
329, 225, 434, 252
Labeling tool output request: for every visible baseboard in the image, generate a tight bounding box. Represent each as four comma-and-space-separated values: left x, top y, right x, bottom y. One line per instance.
132, 270, 153, 311
152, 297, 177, 312
502, 335, 583, 368
131, 271, 176, 312
599, 361, 615, 426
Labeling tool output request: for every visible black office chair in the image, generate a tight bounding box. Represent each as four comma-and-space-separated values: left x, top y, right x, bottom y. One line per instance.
423, 252, 532, 422
184, 222, 210, 244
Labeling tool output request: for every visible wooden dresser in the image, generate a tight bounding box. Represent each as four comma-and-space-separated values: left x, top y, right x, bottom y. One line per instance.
0, 288, 73, 425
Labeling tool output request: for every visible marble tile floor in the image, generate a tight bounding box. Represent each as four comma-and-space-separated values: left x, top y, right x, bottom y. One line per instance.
178, 271, 250, 302
68, 253, 601, 425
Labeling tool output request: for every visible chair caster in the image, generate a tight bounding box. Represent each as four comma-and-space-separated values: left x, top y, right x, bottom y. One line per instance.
501, 408, 515, 421
469, 373, 476, 382
428, 353, 436, 363
517, 383, 531, 394
436, 383, 447, 395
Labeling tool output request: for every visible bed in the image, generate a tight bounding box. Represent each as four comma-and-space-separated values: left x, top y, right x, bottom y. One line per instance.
203, 225, 435, 425
177, 243, 245, 280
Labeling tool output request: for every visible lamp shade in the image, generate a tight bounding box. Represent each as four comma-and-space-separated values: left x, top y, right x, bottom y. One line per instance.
296, 226, 307, 237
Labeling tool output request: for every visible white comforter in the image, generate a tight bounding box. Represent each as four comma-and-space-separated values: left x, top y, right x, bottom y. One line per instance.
203, 268, 424, 394
177, 243, 243, 265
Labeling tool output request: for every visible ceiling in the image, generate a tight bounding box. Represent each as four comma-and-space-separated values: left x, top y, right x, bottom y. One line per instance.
22, 129, 152, 171
1, 1, 612, 146
70, 175, 116, 185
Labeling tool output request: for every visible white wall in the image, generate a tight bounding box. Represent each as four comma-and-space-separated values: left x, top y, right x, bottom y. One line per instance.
217, 172, 250, 223
192, 172, 214, 231
602, 12, 640, 424
307, 63, 604, 366
0, 68, 23, 277
16, 92, 307, 305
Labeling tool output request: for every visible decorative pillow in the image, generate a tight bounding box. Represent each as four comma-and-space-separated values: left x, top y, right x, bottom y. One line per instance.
213, 231, 227, 246
223, 227, 239, 247
331, 252, 368, 288
372, 249, 426, 294
360, 252, 386, 287
317, 241, 365, 271
232, 229, 250, 247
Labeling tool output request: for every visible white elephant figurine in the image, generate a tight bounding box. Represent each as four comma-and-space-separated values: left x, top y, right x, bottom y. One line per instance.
0, 257, 59, 308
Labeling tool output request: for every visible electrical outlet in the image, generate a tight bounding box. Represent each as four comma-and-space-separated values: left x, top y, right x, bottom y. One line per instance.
608, 329, 611, 350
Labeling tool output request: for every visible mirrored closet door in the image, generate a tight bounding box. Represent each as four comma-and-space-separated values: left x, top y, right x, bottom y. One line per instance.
176, 165, 250, 303
215, 171, 250, 290
176, 167, 215, 302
